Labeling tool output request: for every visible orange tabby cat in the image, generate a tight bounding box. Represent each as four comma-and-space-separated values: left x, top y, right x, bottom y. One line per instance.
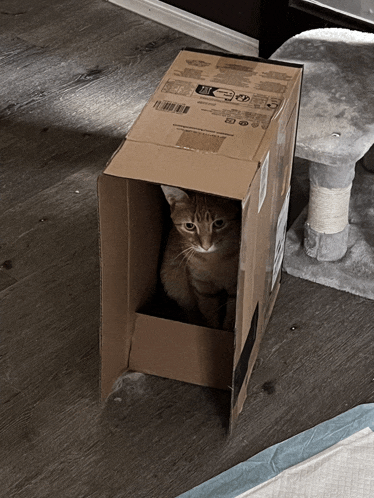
160, 185, 241, 330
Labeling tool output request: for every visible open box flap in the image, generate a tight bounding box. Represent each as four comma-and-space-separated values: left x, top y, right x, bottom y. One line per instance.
98, 175, 166, 398
130, 313, 234, 390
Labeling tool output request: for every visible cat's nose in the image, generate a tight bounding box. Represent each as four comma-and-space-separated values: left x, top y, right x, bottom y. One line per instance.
201, 240, 212, 251
200, 237, 212, 251
200, 234, 213, 251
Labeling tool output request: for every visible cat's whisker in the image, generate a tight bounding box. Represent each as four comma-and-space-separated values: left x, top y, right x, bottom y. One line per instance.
172, 247, 190, 262
217, 302, 228, 311
172, 246, 195, 266
184, 247, 196, 266
180, 247, 195, 267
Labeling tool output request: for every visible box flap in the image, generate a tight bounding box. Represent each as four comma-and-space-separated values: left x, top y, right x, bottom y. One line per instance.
130, 313, 234, 390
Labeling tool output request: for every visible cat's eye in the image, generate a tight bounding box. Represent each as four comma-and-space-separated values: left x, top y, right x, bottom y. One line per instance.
184, 222, 196, 231
213, 219, 225, 229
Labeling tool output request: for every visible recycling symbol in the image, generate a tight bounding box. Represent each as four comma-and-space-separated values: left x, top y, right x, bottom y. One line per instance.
235, 94, 251, 102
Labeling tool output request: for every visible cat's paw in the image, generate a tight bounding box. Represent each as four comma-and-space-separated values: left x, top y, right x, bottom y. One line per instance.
222, 314, 236, 332
110, 371, 147, 397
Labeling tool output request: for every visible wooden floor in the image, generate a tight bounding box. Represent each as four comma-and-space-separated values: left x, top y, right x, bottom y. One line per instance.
1, 1, 373, 497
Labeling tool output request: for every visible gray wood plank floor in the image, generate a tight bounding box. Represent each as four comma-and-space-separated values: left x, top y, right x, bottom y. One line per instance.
1, 1, 373, 497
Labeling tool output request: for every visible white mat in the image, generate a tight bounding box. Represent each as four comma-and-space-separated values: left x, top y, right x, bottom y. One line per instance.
236, 428, 374, 497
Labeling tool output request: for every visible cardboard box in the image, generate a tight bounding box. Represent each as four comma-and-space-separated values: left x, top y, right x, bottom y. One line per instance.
98, 50, 302, 429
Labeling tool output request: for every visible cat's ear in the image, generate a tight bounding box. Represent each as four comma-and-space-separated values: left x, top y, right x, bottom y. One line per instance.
161, 185, 189, 207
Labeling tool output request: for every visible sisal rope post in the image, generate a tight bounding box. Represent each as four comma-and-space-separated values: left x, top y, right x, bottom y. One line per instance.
307, 183, 352, 234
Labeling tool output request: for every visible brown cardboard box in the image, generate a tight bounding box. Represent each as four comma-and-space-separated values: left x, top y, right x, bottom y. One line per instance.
98, 50, 302, 429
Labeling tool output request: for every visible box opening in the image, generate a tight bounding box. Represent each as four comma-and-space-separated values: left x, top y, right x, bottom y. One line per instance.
129, 183, 242, 390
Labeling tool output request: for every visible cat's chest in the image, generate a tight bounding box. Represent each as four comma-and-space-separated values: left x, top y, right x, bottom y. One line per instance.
189, 252, 238, 289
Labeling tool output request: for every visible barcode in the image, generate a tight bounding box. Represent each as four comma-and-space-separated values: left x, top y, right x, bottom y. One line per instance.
154, 100, 190, 114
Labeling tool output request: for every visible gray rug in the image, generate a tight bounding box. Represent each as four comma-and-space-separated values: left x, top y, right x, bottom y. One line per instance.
284, 163, 374, 300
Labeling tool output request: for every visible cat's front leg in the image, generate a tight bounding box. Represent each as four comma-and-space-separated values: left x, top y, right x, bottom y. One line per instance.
196, 292, 222, 329
223, 296, 236, 331
191, 281, 224, 329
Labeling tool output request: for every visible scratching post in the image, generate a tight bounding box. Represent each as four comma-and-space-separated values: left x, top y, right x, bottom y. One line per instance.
305, 161, 354, 261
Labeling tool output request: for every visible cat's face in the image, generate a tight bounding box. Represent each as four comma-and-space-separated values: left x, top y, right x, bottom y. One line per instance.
161, 185, 241, 254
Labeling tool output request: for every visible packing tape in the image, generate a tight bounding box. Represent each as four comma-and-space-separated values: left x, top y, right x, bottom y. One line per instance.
307, 183, 352, 234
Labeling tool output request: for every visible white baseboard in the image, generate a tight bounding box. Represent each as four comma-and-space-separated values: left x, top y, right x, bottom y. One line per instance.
108, 0, 259, 56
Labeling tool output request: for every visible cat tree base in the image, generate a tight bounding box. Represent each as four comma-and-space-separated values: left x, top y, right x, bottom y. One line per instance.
283, 163, 374, 300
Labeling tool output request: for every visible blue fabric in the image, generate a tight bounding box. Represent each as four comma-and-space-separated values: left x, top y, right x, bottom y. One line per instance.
178, 404, 374, 498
